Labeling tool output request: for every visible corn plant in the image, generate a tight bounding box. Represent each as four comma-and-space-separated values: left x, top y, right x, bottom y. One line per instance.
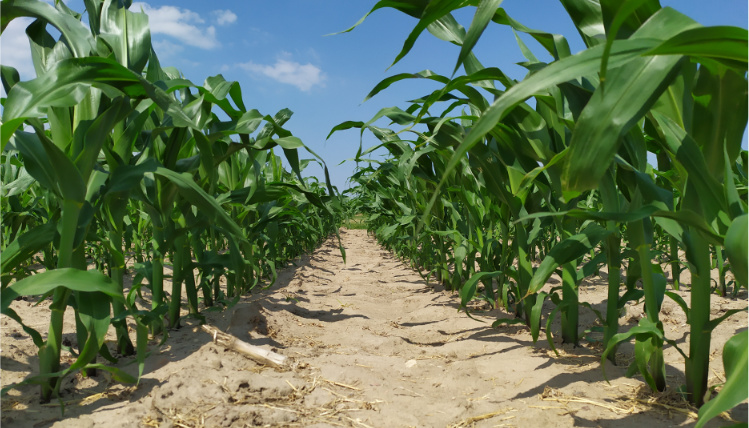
1, 0, 342, 403
338, 0, 747, 411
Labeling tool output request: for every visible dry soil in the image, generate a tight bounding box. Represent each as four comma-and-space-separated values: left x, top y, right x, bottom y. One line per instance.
2, 228, 747, 427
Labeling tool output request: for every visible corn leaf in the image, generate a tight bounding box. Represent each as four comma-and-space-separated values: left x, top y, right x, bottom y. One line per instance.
527, 224, 612, 295
422, 37, 659, 226
1, 57, 196, 147
724, 215, 748, 288
13, 131, 86, 202
645, 26, 748, 71
562, 8, 701, 191
1, 268, 125, 311
559, 0, 605, 47
601, 318, 664, 382
153, 167, 247, 244
695, 331, 749, 428
454, 0, 502, 75
1, 0, 95, 57
0, 222, 57, 283
98, 0, 151, 73
490, 8, 571, 60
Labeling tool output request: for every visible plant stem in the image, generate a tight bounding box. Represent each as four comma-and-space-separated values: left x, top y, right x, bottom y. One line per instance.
40, 198, 81, 402
150, 226, 165, 335
670, 237, 681, 290
560, 262, 579, 344
603, 233, 622, 364
109, 230, 134, 355
686, 228, 712, 406
515, 223, 535, 325
630, 217, 667, 391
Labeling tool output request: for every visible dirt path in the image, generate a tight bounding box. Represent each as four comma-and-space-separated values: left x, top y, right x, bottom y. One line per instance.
2, 229, 747, 427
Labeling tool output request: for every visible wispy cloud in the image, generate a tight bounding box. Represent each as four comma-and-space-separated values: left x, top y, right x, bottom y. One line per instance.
152, 39, 185, 60
238, 54, 325, 92
212, 9, 237, 26
0, 17, 36, 81
131, 2, 218, 49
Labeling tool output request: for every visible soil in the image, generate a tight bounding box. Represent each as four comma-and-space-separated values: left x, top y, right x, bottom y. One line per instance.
1, 228, 747, 427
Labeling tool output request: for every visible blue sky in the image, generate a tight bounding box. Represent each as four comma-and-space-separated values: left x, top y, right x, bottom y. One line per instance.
2, 1, 748, 191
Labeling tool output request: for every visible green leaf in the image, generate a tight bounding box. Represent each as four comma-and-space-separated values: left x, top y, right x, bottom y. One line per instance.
1, 368, 68, 397
633, 330, 661, 392
389, 0, 470, 68
62, 293, 112, 382
258, 136, 305, 151
528, 223, 612, 295
664, 291, 689, 323
690, 65, 748, 182
1, 64, 20, 93
153, 167, 247, 245
600, 0, 661, 40
12, 130, 85, 202
423, 38, 660, 224
650, 111, 730, 232
1, 0, 96, 58
529, 291, 549, 343
1, 307, 44, 348
705, 308, 748, 334
75, 291, 111, 357
563, 8, 702, 191
695, 331, 748, 428
598, 0, 659, 93
0, 221, 57, 280
326, 120, 366, 139
454, 0, 503, 75
332, 0, 431, 35
25, 18, 72, 77
1, 268, 124, 312
645, 26, 748, 71
363, 70, 449, 103
2, 57, 196, 147
490, 8, 571, 60
601, 318, 663, 381
559, 0, 606, 47
460, 271, 503, 308
98, 0, 151, 73
76, 96, 133, 181
203, 74, 246, 112
104, 158, 159, 194
724, 215, 748, 288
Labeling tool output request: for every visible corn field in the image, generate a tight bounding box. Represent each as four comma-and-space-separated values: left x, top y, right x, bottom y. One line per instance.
1, 0, 343, 404
1, 0, 747, 427
335, 0, 748, 424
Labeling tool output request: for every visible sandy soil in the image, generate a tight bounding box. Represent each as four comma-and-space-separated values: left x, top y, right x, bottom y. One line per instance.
2, 228, 747, 427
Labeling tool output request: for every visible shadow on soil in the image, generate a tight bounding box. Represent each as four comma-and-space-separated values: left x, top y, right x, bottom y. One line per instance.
0, 243, 353, 427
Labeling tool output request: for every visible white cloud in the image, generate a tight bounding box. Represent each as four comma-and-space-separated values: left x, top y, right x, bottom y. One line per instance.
153, 39, 185, 57
238, 55, 325, 92
212, 9, 237, 26
0, 17, 36, 81
131, 2, 219, 49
